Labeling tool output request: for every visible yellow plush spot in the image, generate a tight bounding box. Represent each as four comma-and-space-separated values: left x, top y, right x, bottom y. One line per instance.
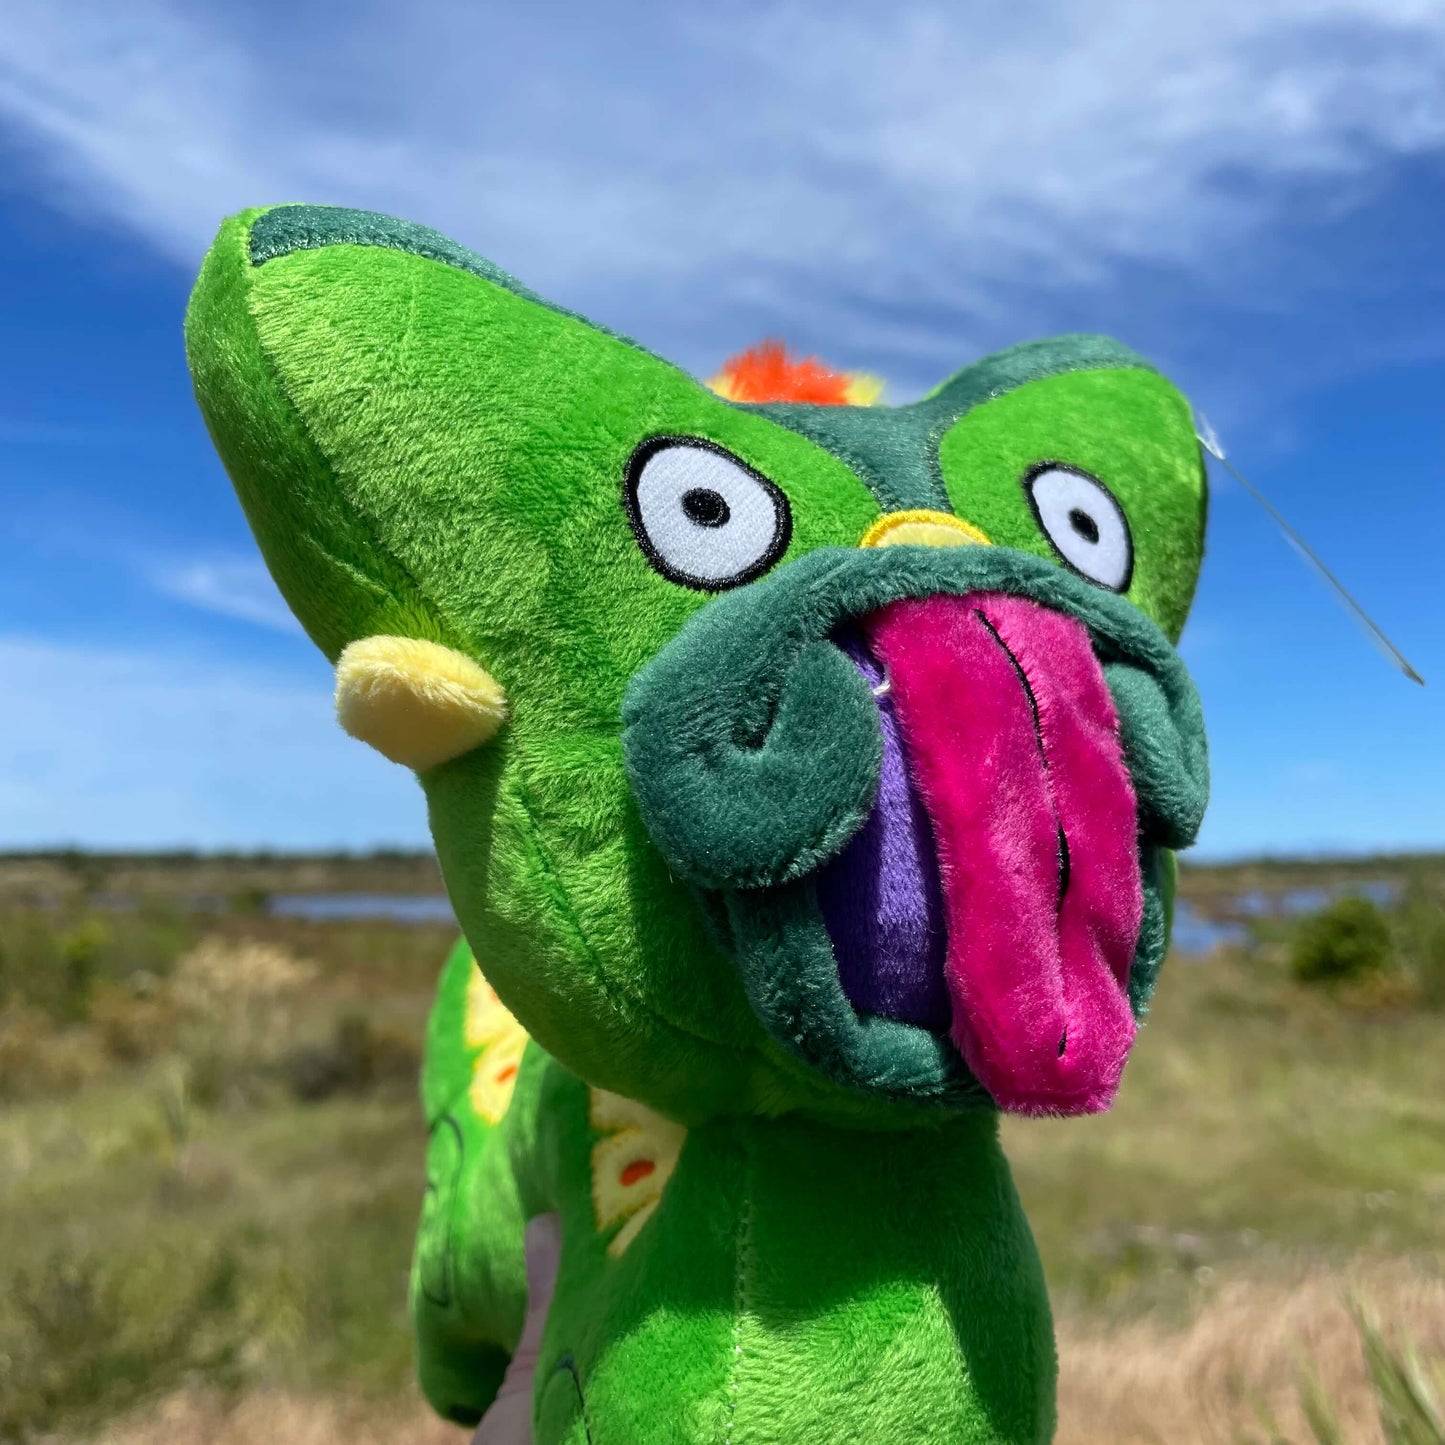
705, 373, 742, 401
589, 1087, 686, 1258
465, 967, 520, 1051
608, 1201, 662, 1257
842, 371, 885, 406
468, 1016, 528, 1124
859, 509, 992, 550
459, 951, 530, 1124
334, 636, 506, 771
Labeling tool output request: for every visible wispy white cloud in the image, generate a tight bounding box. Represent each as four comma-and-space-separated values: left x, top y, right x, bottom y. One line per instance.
147, 556, 299, 633
5, 2, 1442, 859
0, 635, 427, 848
2, 0, 1444, 386
2, 508, 300, 635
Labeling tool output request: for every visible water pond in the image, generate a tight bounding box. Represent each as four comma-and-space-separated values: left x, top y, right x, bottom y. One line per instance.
264, 879, 1403, 957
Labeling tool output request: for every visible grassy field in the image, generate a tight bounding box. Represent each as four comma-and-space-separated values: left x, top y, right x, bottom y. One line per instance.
1, 852, 1442, 1443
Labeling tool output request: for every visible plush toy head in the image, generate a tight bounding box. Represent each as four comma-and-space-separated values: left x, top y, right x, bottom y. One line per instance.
187, 205, 1208, 1127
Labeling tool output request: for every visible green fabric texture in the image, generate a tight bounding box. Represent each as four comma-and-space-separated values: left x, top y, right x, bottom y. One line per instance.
1128, 845, 1176, 1016
935, 365, 1206, 641
184, 203, 1212, 1443
623, 632, 884, 893
751, 333, 1153, 521
250, 204, 545, 297
188, 205, 887, 1124
410, 937, 528, 1422
185, 210, 445, 660
419, 971, 1056, 1440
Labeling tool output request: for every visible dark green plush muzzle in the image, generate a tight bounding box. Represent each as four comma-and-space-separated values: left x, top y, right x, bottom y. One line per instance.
622, 542, 1207, 1112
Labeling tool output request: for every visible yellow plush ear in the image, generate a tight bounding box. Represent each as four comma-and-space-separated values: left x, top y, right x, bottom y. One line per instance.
334, 636, 507, 771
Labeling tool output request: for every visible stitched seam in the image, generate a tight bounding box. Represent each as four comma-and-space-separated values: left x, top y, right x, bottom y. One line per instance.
919, 352, 1149, 512
551, 1353, 594, 1444
974, 607, 1071, 915
238, 223, 459, 655
974, 609, 1044, 752
508, 778, 765, 1067
749, 407, 936, 514
724, 1129, 754, 1443
821, 424, 933, 514
247, 205, 703, 390
418, 1113, 463, 1308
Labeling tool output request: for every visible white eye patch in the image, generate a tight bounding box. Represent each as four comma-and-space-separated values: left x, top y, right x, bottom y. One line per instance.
625, 439, 791, 589
1025, 465, 1133, 592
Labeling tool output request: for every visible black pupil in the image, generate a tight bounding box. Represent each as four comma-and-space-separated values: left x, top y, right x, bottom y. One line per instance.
1068, 507, 1100, 544
682, 487, 730, 528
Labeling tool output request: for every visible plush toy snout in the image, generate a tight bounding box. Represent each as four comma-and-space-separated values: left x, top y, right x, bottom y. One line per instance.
618, 510, 993, 892
622, 540, 1208, 1114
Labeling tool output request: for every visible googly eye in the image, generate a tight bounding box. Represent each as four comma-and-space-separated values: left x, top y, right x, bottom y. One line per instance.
1024, 463, 1134, 592
624, 438, 792, 590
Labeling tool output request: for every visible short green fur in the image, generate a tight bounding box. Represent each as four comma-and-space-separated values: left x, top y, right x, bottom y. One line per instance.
185, 203, 1211, 1444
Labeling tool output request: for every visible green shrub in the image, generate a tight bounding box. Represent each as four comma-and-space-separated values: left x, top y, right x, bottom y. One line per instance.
0, 913, 64, 1014
1291, 896, 1394, 985
284, 1010, 420, 1102
57, 920, 107, 1024
1397, 880, 1445, 1008
0, 1246, 245, 1441
0, 906, 197, 1025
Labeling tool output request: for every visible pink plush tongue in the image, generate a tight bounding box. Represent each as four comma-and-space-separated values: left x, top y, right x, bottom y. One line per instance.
864, 593, 1143, 1115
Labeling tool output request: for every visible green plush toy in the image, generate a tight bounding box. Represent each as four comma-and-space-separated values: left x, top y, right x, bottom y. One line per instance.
186, 204, 1209, 1444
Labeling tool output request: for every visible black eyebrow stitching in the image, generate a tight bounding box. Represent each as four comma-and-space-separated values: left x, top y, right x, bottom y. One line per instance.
974, 608, 1044, 755
975, 607, 1071, 908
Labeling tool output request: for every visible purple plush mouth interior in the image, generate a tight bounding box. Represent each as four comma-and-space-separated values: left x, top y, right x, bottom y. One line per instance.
817, 628, 951, 1031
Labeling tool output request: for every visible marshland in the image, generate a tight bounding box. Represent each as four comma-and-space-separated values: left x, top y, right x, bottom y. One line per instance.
1, 850, 1441, 1444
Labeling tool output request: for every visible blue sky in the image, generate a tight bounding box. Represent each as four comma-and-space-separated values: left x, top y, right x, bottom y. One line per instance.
1, 0, 1441, 858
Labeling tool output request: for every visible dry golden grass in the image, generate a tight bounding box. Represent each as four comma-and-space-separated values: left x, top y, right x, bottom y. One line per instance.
91, 1389, 464, 1445
172, 938, 317, 1010
4, 857, 1439, 1443
86, 1261, 1445, 1445
1056, 1261, 1445, 1444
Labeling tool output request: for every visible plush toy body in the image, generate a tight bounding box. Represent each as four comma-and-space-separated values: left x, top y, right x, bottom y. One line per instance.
186, 205, 1209, 1444
417, 938, 1053, 1442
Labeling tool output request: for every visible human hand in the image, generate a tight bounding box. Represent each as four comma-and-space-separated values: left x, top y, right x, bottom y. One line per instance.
473, 1213, 562, 1445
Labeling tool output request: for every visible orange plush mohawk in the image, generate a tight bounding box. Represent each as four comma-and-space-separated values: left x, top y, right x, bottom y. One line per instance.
707, 341, 883, 406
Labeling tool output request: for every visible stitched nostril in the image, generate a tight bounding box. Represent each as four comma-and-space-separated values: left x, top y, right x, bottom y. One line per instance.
731, 693, 778, 751
621, 592, 887, 894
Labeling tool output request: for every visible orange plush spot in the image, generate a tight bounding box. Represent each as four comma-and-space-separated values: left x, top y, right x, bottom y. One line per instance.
619, 1158, 656, 1187
496, 1063, 518, 1084
707, 341, 880, 406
